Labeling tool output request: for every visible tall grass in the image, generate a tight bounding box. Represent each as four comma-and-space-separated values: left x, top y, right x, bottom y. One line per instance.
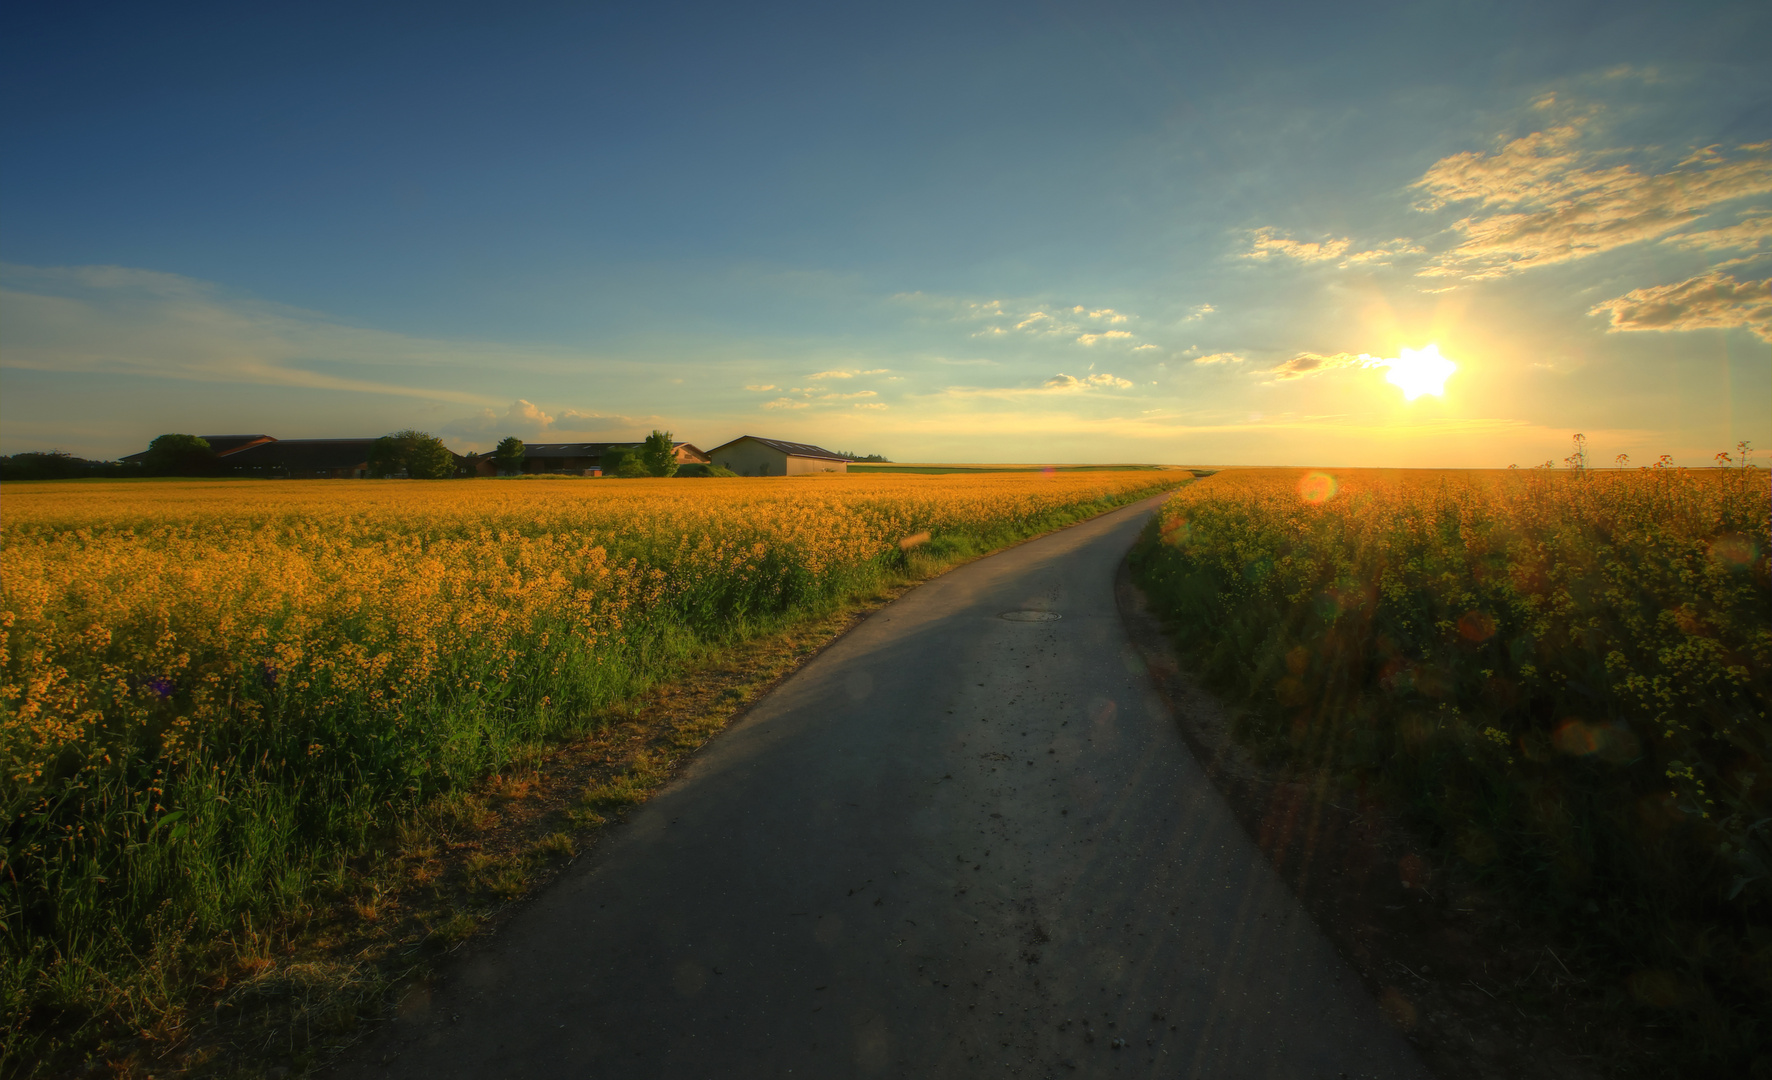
1130, 466, 1770, 1073
0, 473, 1181, 1071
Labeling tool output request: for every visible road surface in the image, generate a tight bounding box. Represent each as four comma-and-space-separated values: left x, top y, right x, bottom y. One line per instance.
333, 494, 1427, 1079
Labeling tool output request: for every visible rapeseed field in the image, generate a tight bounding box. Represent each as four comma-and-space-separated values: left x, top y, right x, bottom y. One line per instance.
0, 471, 1181, 1068
1132, 465, 1770, 1069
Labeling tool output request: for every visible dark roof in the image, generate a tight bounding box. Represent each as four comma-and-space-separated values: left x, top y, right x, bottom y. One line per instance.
709, 436, 850, 463
225, 439, 376, 471
204, 435, 277, 456
518, 442, 699, 458
119, 434, 276, 463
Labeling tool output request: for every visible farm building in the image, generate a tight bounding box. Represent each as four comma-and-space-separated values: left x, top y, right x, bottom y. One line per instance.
222, 439, 382, 479
476, 441, 711, 476
119, 434, 276, 464
708, 436, 850, 476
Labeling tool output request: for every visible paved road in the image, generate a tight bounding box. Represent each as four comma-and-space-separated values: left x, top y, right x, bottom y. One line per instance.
334, 494, 1427, 1079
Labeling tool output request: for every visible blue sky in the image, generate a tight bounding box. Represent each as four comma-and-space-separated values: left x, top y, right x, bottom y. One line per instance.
3, 0, 1768, 465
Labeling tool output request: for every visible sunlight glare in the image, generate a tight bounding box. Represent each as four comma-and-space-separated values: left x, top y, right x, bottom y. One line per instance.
1381, 343, 1457, 401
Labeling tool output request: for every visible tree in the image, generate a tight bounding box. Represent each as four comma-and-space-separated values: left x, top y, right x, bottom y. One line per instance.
369, 430, 456, 479
494, 436, 526, 475
640, 429, 679, 478
144, 434, 213, 475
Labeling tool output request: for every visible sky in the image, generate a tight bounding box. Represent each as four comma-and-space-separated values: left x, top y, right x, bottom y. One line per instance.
2, 0, 1768, 466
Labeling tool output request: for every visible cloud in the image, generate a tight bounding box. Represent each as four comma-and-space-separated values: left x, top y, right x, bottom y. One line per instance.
1076, 330, 1134, 345
744, 383, 778, 391
852, 402, 889, 410
1244, 228, 1350, 263
1132, 343, 1161, 351
1043, 372, 1134, 390
1412, 125, 1772, 279
1071, 306, 1129, 323
1661, 213, 1772, 251
762, 398, 811, 410
1261, 352, 1378, 381
1588, 270, 1772, 341
808, 368, 889, 379
440, 399, 557, 440
1184, 304, 1215, 321
0, 262, 501, 406
1192, 352, 1245, 365
1242, 228, 1420, 268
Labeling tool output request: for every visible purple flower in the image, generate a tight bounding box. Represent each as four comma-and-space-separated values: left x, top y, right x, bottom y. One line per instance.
259, 661, 279, 690
145, 676, 174, 700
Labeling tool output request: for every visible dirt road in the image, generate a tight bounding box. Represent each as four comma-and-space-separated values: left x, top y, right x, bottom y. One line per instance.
333, 494, 1427, 1079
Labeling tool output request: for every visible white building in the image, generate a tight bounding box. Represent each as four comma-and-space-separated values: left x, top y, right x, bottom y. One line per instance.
708, 436, 850, 476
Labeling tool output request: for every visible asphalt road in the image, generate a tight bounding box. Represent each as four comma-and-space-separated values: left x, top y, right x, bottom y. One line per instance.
333, 494, 1428, 1080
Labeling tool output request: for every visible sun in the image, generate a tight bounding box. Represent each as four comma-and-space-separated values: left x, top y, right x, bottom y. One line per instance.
1381, 343, 1456, 400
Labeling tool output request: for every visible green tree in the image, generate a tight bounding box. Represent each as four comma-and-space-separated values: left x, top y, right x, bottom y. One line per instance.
494, 436, 526, 475
144, 434, 213, 476
369, 430, 456, 479
639, 429, 679, 477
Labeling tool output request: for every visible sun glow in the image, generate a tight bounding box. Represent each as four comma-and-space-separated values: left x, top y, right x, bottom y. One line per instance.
1380, 343, 1457, 400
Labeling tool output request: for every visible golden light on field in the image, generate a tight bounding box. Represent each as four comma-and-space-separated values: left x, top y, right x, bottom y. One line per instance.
1379, 343, 1456, 401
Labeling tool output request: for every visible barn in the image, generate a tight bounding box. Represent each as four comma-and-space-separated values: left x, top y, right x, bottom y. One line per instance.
708, 436, 850, 476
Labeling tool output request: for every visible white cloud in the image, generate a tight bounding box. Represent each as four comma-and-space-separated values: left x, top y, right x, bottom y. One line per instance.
1589, 270, 1772, 341
744, 383, 778, 391
1132, 343, 1161, 351
1184, 304, 1215, 321
441, 399, 556, 440
1192, 352, 1246, 365
762, 398, 810, 410
1076, 330, 1134, 345
1043, 372, 1134, 390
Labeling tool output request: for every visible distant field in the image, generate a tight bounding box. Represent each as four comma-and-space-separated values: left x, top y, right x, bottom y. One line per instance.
0, 470, 1186, 1072
848, 462, 1184, 474
1132, 466, 1770, 1071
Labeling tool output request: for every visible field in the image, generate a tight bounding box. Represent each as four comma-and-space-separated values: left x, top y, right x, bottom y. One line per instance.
0, 471, 1183, 1071
1130, 466, 1771, 1072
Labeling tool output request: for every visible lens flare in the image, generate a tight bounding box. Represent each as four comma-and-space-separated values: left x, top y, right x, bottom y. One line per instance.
1379, 343, 1457, 400
1297, 472, 1338, 504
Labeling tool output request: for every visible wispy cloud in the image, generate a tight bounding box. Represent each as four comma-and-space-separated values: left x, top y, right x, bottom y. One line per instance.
761, 397, 810, 410
1412, 124, 1772, 280
1184, 304, 1215, 321
1589, 271, 1772, 341
1191, 352, 1245, 365
1261, 351, 1378, 382
1661, 213, 1772, 251
744, 383, 778, 391
1243, 229, 1419, 268
0, 263, 503, 406
1043, 372, 1134, 390
808, 368, 889, 379
1076, 330, 1134, 345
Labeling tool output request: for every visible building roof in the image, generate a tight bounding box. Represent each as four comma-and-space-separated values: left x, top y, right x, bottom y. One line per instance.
708, 436, 851, 463
518, 441, 703, 458
225, 439, 377, 471
120, 434, 275, 462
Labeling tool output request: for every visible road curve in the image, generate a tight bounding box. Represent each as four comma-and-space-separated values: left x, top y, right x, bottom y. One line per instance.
332, 494, 1427, 1079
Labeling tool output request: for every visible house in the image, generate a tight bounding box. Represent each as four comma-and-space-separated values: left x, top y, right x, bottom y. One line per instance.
478, 441, 712, 476
708, 436, 850, 476
222, 439, 380, 479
